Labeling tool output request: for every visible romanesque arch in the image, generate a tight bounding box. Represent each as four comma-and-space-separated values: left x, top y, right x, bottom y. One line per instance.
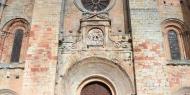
59, 57, 135, 95
0, 89, 17, 95
0, 18, 30, 63
161, 18, 190, 60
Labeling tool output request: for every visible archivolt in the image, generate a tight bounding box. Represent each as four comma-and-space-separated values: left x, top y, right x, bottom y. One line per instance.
0, 89, 17, 95
61, 57, 135, 95
2, 18, 30, 33
161, 18, 188, 32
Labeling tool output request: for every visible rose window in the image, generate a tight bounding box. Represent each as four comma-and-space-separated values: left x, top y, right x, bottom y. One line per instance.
81, 0, 110, 12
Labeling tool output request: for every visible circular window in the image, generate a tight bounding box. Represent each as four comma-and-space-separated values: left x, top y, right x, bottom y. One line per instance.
81, 0, 110, 12
81, 81, 112, 95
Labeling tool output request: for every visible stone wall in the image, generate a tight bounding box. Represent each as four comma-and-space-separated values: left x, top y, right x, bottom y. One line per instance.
0, 0, 34, 28
130, 0, 169, 94
0, 0, 34, 94
131, 0, 190, 94
0, 0, 189, 95
56, 0, 135, 95
158, 0, 190, 94
22, 0, 62, 95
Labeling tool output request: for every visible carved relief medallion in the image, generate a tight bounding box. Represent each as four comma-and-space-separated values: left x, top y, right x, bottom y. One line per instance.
86, 28, 104, 47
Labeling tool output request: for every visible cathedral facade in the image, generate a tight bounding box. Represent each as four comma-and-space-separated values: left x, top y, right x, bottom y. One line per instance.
0, 0, 190, 95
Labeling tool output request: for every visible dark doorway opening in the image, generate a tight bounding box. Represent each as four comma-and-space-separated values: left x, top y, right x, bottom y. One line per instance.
81, 81, 112, 95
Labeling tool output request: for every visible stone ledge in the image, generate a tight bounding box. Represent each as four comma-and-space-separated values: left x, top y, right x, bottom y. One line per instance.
0, 62, 25, 70
167, 60, 190, 66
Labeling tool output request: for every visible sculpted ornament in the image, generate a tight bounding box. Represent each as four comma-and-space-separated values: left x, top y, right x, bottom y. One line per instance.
108, 35, 132, 50
86, 28, 104, 47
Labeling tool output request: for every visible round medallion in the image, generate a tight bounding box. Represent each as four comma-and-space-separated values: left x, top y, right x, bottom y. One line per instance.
86, 28, 104, 46
81, 0, 110, 12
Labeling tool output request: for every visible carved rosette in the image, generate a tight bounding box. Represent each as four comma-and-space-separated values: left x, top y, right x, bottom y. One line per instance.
86, 28, 104, 47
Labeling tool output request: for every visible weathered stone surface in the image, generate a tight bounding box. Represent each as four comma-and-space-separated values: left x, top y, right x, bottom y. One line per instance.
0, 0, 189, 95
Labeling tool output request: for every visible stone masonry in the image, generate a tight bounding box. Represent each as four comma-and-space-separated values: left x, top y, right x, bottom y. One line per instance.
0, 0, 189, 95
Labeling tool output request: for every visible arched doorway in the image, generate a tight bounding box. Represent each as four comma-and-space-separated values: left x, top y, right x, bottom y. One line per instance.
81, 81, 112, 95
58, 57, 135, 95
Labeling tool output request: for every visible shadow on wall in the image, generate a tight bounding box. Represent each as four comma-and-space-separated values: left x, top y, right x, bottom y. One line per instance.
180, 0, 190, 29
180, 0, 190, 59
174, 87, 190, 95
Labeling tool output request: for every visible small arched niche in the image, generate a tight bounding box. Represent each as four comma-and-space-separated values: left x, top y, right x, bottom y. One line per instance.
161, 18, 190, 60
0, 18, 30, 64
